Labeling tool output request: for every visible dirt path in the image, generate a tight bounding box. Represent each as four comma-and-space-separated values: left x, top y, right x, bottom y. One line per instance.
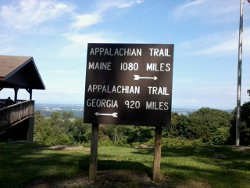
29, 170, 158, 188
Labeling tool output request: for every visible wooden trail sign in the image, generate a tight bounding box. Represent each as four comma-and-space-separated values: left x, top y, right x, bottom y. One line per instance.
84, 43, 174, 127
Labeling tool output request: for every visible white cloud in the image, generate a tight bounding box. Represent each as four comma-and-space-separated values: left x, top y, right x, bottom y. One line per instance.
172, 0, 207, 19
0, 34, 12, 43
69, 0, 144, 31
70, 13, 102, 30
179, 27, 250, 57
193, 33, 237, 56
0, 34, 16, 54
195, 28, 250, 56
0, 0, 145, 31
64, 32, 117, 45
172, 0, 239, 23
116, 0, 144, 8
0, 0, 73, 29
0, 47, 15, 54
66, 0, 145, 43
96, 0, 144, 12
59, 32, 119, 59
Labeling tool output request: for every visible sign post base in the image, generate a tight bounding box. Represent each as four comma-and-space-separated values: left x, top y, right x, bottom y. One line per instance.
89, 123, 99, 183
153, 126, 162, 182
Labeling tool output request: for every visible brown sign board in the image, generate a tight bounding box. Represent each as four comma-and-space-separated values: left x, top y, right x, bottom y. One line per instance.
84, 43, 174, 127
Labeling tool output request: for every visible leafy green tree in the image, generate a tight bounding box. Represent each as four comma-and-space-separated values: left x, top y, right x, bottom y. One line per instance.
34, 112, 73, 146
68, 119, 91, 143
34, 107, 233, 146
169, 109, 232, 145
34, 112, 50, 145
101, 125, 128, 145
230, 102, 250, 145
99, 125, 153, 146
123, 126, 153, 144
169, 113, 190, 138
188, 108, 232, 144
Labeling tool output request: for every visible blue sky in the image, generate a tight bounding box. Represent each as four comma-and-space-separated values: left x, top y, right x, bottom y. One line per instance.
0, 0, 250, 109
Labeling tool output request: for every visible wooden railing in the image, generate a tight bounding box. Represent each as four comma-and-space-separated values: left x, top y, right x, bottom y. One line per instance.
0, 100, 34, 127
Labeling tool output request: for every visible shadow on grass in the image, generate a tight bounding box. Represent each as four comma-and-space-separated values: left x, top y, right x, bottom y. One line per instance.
133, 145, 250, 163
0, 142, 152, 188
161, 145, 250, 171
0, 142, 86, 188
132, 145, 250, 187
79, 156, 151, 176
1, 142, 250, 188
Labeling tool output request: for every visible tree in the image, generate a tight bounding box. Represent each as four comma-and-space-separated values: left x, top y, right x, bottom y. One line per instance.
188, 108, 232, 144
169, 113, 190, 138
34, 112, 73, 146
169, 109, 232, 145
68, 119, 91, 143
230, 102, 250, 145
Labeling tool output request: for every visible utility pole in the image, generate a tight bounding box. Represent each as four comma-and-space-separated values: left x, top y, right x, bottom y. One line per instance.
248, 89, 250, 102
236, 0, 244, 146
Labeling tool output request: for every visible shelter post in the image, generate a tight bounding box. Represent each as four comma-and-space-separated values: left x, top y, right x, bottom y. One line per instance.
26, 88, 33, 100
14, 87, 19, 103
27, 116, 35, 142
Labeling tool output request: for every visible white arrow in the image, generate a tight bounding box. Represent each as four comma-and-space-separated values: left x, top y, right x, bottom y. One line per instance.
95, 112, 118, 118
133, 75, 158, 81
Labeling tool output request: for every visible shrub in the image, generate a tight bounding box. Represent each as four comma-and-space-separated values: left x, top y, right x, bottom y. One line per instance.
170, 108, 232, 145
230, 102, 250, 145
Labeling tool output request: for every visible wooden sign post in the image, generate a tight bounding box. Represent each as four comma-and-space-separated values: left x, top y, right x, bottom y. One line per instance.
153, 126, 162, 182
89, 123, 99, 183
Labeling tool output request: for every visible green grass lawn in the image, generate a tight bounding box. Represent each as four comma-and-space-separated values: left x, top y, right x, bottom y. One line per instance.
0, 142, 250, 188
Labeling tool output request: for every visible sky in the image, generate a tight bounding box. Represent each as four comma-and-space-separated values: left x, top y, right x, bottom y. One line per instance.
0, 0, 250, 109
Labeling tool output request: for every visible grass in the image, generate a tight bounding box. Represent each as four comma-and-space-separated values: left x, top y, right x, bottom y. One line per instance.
0, 142, 250, 188
160, 146, 250, 188
0, 142, 83, 187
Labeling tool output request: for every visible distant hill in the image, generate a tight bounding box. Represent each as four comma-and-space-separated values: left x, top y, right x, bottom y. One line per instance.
35, 103, 84, 117
35, 103, 233, 118
35, 103, 198, 117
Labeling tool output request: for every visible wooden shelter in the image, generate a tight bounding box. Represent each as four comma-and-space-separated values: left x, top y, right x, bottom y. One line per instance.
0, 55, 45, 102
0, 55, 45, 141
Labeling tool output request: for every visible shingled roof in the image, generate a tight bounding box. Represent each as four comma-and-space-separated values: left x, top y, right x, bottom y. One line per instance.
0, 55, 45, 89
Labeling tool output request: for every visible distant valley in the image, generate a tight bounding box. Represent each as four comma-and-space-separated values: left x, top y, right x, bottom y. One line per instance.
35, 103, 199, 118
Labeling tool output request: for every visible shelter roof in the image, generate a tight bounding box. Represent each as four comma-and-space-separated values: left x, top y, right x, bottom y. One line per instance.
0, 55, 45, 89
